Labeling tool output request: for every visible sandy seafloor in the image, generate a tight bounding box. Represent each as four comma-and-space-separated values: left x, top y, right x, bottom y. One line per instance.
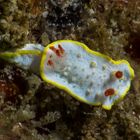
0, 0, 140, 140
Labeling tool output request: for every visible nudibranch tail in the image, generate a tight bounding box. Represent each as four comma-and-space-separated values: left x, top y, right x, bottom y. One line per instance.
0, 44, 44, 73
40, 40, 134, 110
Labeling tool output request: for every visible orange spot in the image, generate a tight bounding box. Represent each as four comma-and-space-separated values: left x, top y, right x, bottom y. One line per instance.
104, 88, 115, 96
47, 59, 54, 66
50, 46, 62, 57
58, 44, 65, 54
115, 71, 123, 79
50, 46, 57, 53
56, 49, 62, 57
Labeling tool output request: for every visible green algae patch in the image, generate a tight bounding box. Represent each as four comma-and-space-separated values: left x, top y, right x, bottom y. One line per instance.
40, 40, 134, 110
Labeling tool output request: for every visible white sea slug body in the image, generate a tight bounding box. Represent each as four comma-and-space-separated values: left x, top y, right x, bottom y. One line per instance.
40, 40, 134, 110
0, 40, 134, 110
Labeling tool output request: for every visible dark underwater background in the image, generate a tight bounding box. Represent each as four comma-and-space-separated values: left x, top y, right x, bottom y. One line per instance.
0, 0, 140, 139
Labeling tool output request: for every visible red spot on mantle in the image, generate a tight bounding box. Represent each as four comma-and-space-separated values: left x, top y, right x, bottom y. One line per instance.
47, 59, 54, 67
50, 46, 62, 57
104, 88, 115, 96
58, 44, 65, 54
115, 71, 123, 79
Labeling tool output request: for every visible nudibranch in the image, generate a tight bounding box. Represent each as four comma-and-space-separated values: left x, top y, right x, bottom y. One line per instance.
0, 40, 134, 110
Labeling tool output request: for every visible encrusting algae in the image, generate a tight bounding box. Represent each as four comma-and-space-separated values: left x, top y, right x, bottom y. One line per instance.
0, 40, 134, 110
0, 0, 140, 139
